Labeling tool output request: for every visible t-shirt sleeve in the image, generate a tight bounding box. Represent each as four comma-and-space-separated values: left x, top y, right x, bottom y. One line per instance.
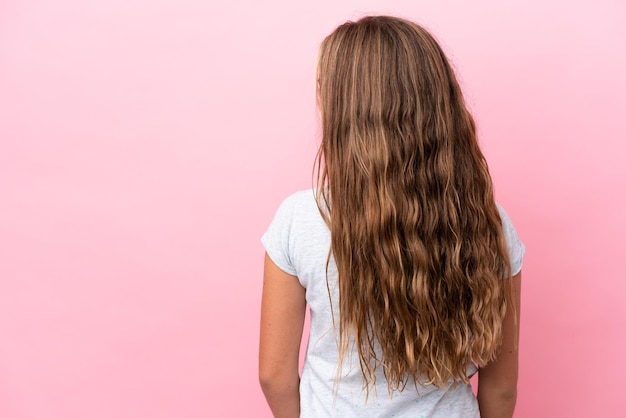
496, 202, 525, 276
261, 195, 298, 276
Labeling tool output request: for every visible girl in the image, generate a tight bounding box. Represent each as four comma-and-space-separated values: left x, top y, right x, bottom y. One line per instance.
259, 16, 524, 418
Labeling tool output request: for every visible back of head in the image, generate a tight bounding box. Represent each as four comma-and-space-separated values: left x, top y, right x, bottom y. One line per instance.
315, 16, 512, 393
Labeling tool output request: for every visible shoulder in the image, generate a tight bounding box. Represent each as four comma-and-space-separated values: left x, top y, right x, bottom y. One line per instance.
494, 202, 519, 239
494, 201, 526, 275
494, 202, 512, 223
261, 189, 326, 278
264, 188, 320, 230
272, 188, 319, 219
281, 188, 318, 208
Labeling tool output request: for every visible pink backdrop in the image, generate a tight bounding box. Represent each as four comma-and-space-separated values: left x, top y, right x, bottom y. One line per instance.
1, 0, 625, 417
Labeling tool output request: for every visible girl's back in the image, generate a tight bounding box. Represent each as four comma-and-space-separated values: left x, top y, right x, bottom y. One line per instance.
262, 189, 523, 417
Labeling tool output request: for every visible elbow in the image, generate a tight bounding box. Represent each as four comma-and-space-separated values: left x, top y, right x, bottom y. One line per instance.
496, 388, 518, 413
497, 387, 517, 403
259, 364, 279, 388
477, 377, 518, 406
259, 367, 298, 394
493, 378, 518, 401
477, 385, 517, 418
259, 371, 276, 392
480, 382, 518, 400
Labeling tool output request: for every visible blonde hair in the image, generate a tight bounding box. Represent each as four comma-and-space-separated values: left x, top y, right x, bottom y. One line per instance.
314, 16, 512, 395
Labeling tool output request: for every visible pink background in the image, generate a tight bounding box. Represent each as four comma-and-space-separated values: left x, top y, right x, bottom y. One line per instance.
1, 0, 625, 417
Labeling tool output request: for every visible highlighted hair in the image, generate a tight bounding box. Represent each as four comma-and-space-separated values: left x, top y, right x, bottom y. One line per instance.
314, 16, 512, 395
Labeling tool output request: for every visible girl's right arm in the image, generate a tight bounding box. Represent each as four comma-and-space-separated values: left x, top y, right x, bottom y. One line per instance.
477, 271, 522, 418
259, 253, 306, 418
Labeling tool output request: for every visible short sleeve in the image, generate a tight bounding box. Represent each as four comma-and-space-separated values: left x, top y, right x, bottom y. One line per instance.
261, 195, 298, 276
496, 203, 525, 276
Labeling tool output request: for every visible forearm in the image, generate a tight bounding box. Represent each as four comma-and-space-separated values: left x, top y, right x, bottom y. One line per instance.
260, 376, 300, 418
477, 385, 516, 418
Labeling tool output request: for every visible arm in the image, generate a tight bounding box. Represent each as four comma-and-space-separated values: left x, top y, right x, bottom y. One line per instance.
259, 253, 306, 418
477, 271, 522, 418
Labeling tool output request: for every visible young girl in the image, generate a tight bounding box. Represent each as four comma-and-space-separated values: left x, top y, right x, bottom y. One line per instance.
259, 16, 524, 418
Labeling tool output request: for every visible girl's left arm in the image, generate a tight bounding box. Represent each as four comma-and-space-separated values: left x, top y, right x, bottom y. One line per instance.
259, 252, 306, 418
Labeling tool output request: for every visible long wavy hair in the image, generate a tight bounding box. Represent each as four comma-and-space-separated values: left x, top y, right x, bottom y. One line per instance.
314, 16, 513, 394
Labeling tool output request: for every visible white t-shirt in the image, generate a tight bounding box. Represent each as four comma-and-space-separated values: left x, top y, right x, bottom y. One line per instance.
262, 189, 525, 417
